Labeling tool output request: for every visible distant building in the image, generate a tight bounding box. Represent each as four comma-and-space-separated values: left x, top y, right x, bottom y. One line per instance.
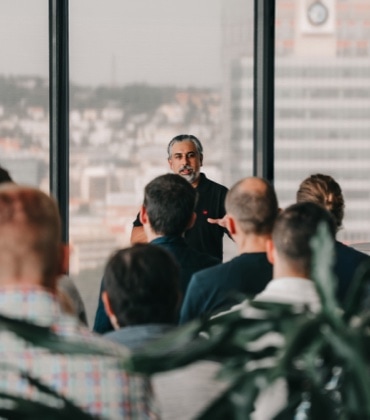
222, 0, 370, 242
69, 214, 120, 275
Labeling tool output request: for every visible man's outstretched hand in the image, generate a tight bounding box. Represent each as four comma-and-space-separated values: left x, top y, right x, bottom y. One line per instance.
207, 216, 228, 229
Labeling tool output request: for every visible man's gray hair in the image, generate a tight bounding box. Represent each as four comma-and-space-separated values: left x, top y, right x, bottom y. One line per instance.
167, 134, 203, 159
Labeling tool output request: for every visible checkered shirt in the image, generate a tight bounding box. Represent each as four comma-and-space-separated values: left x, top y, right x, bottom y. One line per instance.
0, 286, 160, 419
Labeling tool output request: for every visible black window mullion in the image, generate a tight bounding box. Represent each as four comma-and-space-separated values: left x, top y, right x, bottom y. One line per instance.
49, 0, 69, 244
253, 0, 275, 183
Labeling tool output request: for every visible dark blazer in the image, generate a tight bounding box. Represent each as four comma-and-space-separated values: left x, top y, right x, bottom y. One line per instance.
179, 252, 272, 324
334, 240, 369, 303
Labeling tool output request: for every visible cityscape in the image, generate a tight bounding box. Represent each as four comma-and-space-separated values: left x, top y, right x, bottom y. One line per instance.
0, 77, 225, 276
1, 0, 370, 323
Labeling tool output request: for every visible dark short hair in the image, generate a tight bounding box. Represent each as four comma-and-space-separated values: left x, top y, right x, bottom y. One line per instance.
273, 202, 336, 276
144, 173, 197, 236
225, 177, 279, 235
296, 174, 344, 231
103, 243, 180, 326
0, 166, 13, 184
167, 134, 203, 159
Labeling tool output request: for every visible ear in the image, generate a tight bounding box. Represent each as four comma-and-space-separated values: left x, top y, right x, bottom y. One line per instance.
266, 238, 275, 265
168, 157, 174, 171
225, 215, 236, 236
102, 291, 120, 330
139, 205, 148, 225
186, 212, 197, 230
199, 154, 203, 166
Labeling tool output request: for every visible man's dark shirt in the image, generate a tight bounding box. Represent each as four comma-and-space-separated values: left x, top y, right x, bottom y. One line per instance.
133, 173, 228, 261
93, 236, 220, 334
179, 252, 272, 324
151, 236, 220, 295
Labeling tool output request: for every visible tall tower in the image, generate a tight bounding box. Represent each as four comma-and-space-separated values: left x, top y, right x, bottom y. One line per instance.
222, 0, 370, 242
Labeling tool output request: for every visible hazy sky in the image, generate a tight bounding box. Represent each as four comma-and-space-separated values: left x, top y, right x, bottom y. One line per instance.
0, 0, 222, 88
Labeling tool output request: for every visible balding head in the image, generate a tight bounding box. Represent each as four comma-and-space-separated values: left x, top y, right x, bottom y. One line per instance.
0, 184, 62, 290
225, 177, 279, 235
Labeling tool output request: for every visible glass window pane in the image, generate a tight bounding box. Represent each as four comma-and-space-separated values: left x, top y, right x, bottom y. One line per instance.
0, 1, 49, 189
275, 0, 370, 245
69, 0, 254, 325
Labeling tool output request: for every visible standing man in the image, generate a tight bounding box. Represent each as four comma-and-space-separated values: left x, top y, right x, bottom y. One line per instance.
180, 177, 278, 324
0, 184, 158, 418
131, 134, 228, 261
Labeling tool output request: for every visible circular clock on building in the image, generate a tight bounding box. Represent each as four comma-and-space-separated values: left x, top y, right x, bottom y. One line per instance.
307, 1, 329, 26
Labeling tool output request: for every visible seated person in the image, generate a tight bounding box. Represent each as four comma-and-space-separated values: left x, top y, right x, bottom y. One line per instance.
296, 173, 369, 303
0, 184, 158, 418
254, 201, 337, 310
180, 176, 278, 324
236, 201, 337, 420
102, 242, 226, 420
93, 173, 220, 333
0, 165, 88, 324
102, 243, 180, 349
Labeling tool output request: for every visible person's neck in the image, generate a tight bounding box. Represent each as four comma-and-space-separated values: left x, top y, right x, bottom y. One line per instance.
145, 229, 162, 242
145, 230, 183, 242
236, 234, 270, 254
191, 181, 198, 188
273, 261, 310, 280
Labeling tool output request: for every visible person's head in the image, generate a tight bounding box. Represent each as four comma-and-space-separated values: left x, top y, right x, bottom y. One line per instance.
102, 243, 180, 327
269, 201, 336, 278
296, 174, 344, 232
140, 173, 197, 237
167, 134, 203, 185
0, 184, 64, 290
225, 177, 279, 237
0, 166, 13, 184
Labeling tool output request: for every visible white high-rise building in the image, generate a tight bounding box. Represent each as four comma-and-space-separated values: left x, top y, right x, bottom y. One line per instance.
222, 0, 370, 242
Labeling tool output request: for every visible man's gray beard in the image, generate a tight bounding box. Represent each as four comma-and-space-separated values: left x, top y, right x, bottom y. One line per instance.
180, 171, 199, 185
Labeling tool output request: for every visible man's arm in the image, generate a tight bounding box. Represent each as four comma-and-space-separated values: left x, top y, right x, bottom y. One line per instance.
130, 226, 148, 244
207, 216, 232, 240
130, 211, 148, 244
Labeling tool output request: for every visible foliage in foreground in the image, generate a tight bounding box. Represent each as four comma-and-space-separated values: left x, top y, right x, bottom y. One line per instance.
0, 315, 117, 419
123, 223, 370, 419
0, 222, 369, 419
